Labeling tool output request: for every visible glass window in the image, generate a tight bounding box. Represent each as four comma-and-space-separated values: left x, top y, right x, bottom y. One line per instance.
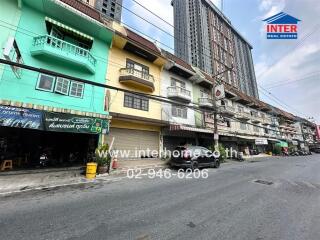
172, 106, 187, 119
69, 81, 84, 98
36, 74, 55, 92
124, 93, 149, 111
240, 123, 247, 130
55, 77, 70, 95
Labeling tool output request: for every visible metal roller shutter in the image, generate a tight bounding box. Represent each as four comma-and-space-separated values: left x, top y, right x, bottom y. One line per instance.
108, 128, 159, 159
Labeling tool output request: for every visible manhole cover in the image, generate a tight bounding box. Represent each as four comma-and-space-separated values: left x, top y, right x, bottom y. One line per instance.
254, 179, 273, 185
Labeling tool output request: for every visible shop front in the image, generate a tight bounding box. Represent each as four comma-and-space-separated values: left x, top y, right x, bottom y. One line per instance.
0, 105, 109, 170
162, 124, 214, 152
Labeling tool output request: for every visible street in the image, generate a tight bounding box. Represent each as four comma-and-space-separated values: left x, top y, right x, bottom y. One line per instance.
0, 156, 320, 240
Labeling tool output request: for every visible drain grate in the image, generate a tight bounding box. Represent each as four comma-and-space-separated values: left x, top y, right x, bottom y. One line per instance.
254, 179, 273, 185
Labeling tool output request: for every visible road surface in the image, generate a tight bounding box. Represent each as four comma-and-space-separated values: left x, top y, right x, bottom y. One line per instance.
0, 155, 320, 240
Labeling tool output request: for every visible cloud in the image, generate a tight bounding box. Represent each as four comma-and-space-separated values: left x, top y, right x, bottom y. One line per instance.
256, 0, 320, 121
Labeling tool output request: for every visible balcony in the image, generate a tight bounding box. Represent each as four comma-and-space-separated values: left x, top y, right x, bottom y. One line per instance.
30, 35, 96, 73
198, 97, 214, 110
235, 111, 250, 121
167, 86, 191, 103
219, 105, 236, 116
262, 117, 272, 125
251, 115, 261, 123
119, 68, 155, 92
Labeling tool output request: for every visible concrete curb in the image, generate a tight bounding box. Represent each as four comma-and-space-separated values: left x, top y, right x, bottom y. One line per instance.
0, 164, 168, 196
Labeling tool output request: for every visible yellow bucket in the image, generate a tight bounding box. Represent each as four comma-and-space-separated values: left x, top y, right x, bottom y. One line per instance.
86, 162, 97, 179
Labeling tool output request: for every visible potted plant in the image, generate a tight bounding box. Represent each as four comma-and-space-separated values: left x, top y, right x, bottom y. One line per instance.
95, 144, 111, 174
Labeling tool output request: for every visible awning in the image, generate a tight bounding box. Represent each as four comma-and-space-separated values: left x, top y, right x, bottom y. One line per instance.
276, 141, 289, 148
237, 136, 256, 140
169, 124, 213, 134
45, 17, 94, 41
268, 138, 281, 143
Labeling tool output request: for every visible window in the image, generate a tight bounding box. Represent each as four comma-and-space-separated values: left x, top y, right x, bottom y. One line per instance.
240, 122, 247, 130
55, 77, 70, 95
126, 59, 149, 79
124, 93, 149, 111
36, 74, 55, 92
253, 126, 260, 132
172, 106, 187, 119
70, 81, 84, 98
171, 78, 186, 89
238, 106, 244, 113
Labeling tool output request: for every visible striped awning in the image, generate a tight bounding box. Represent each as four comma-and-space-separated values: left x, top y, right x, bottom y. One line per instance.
45, 17, 94, 41
169, 124, 213, 134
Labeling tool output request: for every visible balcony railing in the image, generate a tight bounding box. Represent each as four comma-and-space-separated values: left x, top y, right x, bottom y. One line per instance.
251, 114, 261, 123
167, 86, 191, 102
198, 97, 214, 109
120, 68, 154, 82
219, 105, 236, 116
31, 35, 96, 73
119, 68, 155, 91
261, 117, 272, 125
235, 111, 250, 120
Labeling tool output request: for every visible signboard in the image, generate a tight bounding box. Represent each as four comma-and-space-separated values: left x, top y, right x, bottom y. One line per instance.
44, 112, 109, 134
0, 105, 42, 129
215, 84, 225, 100
292, 140, 298, 146
214, 133, 219, 140
255, 138, 268, 145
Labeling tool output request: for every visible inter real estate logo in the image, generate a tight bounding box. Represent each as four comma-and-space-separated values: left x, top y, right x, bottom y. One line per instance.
263, 12, 301, 39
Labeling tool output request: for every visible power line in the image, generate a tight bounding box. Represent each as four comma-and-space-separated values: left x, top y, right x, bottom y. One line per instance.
1, 2, 315, 126
0, 59, 309, 137
256, 24, 320, 80
263, 72, 320, 89
120, 0, 317, 121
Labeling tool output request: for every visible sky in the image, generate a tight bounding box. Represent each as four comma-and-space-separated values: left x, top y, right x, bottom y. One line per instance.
121, 0, 320, 123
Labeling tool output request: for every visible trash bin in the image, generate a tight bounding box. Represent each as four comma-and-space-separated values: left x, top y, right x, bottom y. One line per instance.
86, 162, 97, 179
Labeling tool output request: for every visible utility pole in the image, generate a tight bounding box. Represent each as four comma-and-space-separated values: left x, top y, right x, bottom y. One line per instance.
212, 82, 219, 150
211, 65, 233, 150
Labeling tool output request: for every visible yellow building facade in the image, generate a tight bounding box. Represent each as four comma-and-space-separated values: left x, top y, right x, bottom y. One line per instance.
106, 24, 166, 158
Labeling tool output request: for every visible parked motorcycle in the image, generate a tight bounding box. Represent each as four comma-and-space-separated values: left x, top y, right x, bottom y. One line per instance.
289, 151, 299, 156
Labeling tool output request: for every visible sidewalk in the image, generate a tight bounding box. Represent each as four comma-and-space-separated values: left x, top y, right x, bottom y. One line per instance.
0, 159, 168, 195
243, 153, 274, 160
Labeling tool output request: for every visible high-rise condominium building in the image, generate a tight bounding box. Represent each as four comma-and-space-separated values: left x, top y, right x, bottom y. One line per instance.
92, 0, 122, 22
171, 0, 259, 98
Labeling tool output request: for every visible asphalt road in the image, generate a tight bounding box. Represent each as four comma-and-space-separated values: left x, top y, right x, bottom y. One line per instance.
0, 155, 320, 240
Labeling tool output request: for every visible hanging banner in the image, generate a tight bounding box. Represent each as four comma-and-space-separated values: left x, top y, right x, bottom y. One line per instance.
0, 105, 43, 129
44, 112, 109, 134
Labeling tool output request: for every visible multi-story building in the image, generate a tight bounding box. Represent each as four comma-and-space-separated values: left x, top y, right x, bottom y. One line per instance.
160, 50, 216, 151
294, 117, 317, 150
0, 0, 113, 167
106, 23, 166, 158
171, 0, 259, 98
94, 0, 122, 22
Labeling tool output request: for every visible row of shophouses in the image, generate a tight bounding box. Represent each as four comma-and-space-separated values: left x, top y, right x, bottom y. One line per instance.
0, 0, 318, 167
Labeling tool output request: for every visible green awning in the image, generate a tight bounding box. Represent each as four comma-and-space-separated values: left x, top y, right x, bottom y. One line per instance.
45, 17, 94, 41
275, 141, 288, 148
